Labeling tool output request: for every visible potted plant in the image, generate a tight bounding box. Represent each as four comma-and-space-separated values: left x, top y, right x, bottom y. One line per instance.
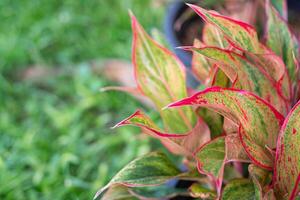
95, 1, 300, 199
164, 0, 300, 70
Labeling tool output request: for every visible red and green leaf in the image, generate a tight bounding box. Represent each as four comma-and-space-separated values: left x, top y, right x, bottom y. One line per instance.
196, 135, 249, 195
245, 51, 292, 103
168, 87, 284, 169
270, 0, 287, 19
266, 3, 299, 83
114, 110, 210, 156
248, 164, 272, 199
189, 183, 216, 199
131, 13, 196, 133
274, 101, 300, 199
221, 179, 255, 200
94, 152, 181, 199
190, 47, 288, 114
196, 107, 224, 138
188, 4, 263, 53
202, 22, 229, 49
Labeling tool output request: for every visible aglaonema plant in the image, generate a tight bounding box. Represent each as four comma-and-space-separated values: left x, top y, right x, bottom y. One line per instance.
95, 1, 300, 200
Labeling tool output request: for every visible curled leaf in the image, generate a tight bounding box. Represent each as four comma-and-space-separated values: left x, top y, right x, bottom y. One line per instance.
189, 183, 216, 199
188, 4, 263, 53
222, 179, 255, 200
190, 47, 288, 114
168, 87, 284, 169
94, 152, 181, 199
274, 101, 300, 199
249, 164, 272, 199
266, 2, 299, 83
114, 110, 210, 156
196, 135, 250, 195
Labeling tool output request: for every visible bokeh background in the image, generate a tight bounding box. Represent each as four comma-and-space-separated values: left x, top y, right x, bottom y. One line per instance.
0, 0, 167, 199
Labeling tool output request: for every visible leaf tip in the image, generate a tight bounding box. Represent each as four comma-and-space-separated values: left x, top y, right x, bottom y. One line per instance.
176, 46, 193, 51
166, 97, 193, 109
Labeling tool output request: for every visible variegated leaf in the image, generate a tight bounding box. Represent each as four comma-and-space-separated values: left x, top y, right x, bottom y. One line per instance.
249, 164, 272, 199
188, 4, 263, 53
131, 13, 196, 133
270, 0, 287, 19
266, 3, 299, 83
245, 51, 292, 103
196, 135, 249, 195
274, 101, 300, 199
189, 183, 216, 199
114, 110, 210, 156
168, 87, 284, 169
94, 152, 181, 199
190, 47, 288, 114
191, 39, 212, 84
202, 23, 229, 48
221, 179, 255, 200
196, 107, 223, 138
100, 185, 138, 200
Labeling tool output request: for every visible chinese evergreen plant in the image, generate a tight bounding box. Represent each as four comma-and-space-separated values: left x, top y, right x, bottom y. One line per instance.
95, 1, 300, 199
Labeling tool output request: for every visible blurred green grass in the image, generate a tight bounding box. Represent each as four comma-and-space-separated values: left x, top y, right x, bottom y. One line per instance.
0, 0, 165, 199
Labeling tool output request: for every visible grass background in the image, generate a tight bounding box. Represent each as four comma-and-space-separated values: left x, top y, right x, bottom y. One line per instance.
0, 0, 166, 199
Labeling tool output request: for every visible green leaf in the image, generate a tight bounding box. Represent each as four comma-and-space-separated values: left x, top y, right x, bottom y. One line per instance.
196, 107, 223, 138
131, 185, 188, 199
266, 3, 299, 82
196, 135, 249, 195
189, 183, 216, 199
168, 87, 284, 169
245, 52, 292, 103
190, 47, 288, 114
270, 0, 287, 19
131, 13, 196, 133
114, 110, 210, 156
100, 185, 138, 200
188, 4, 263, 53
94, 152, 181, 199
274, 101, 300, 199
221, 179, 255, 200
248, 164, 272, 199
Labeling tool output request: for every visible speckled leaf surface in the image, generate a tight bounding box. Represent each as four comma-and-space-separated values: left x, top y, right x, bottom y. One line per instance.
266, 3, 299, 83
274, 101, 300, 199
197, 107, 223, 138
94, 152, 181, 199
221, 179, 255, 200
168, 87, 284, 169
190, 47, 288, 114
196, 135, 249, 195
189, 183, 216, 199
131, 13, 196, 133
245, 52, 292, 103
114, 110, 210, 156
188, 4, 262, 53
248, 164, 272, 199
202, 23, 228, 48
